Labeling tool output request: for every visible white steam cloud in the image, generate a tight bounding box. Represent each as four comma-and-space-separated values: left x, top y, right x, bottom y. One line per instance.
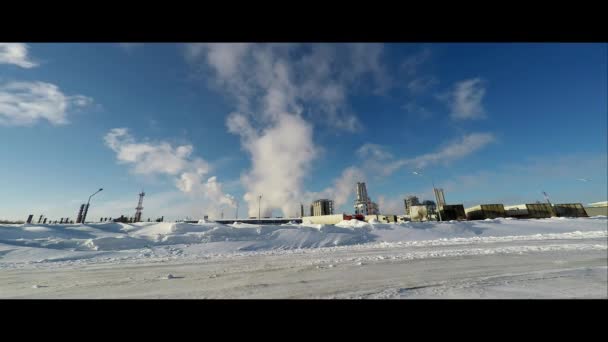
186, 43, 389, 217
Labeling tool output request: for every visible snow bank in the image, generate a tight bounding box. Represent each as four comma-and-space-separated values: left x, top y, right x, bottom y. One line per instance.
335, 220, 371, 229
0, 217, 606, 267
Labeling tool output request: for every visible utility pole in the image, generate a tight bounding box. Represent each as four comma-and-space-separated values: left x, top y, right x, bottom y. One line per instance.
542, 191, 552, 205
81, 188, 103, 224
542, 191, 557, 217
235, 200, 239, 220
258, 195, 262, 222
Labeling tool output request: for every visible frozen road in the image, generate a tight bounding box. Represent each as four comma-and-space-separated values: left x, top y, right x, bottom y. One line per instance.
1, 235, 606, 299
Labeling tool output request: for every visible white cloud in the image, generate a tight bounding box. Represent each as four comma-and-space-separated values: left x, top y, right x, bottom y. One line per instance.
104, 128, 205, 176
0, 43, 38, 68
357, 144, 393, 161
402, 101, 433, 119
400, 48, 431, 76
404, 132, 495, 169
407, 76, 438, 94
442, 78, 487, 120
0, 81, 92, 126
104, 128, 236, 209
361, 133, 496, 176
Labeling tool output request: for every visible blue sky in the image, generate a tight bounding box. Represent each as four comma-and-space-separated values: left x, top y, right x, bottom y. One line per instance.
0, 43, 606, 221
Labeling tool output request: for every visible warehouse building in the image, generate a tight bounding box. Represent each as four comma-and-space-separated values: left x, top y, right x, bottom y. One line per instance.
439, 204, 466, 221
465, 204, 506, 220
505, 203, 554, 219
552, 203, 588, 217
585, 201, 608, 217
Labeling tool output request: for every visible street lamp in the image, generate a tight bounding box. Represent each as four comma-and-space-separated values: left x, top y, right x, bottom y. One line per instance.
258, 195, 262, 222
82, 188, 103, 224
412, 171, 442, 222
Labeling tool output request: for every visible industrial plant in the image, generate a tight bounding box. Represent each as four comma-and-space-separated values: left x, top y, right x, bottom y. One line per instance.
20, 180, 607, 227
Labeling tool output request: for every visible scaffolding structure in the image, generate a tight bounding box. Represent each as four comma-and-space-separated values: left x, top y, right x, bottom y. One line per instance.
134, 191, 145, 222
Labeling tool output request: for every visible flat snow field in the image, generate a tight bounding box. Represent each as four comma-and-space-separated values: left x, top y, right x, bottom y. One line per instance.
0, 217, 606, 298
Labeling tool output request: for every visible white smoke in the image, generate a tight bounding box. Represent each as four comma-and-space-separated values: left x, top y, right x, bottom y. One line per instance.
186, 43, 389, 217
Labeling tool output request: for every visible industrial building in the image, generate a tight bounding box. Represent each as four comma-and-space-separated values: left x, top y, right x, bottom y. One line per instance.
409, 205, 430, 221
584, 201, 607, 217
404, 196, 420, 215
552, 203, 588, 217
439, 204, 467, 221
311, 199, 334, 216
354, 182, 379, 215
434, 188, 447, 207
365, 214, 398, 223
505, 203, 555, 219
465, 204, 507, 220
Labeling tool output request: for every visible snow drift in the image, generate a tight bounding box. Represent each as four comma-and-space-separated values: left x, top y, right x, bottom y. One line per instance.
0, 217, 605, 267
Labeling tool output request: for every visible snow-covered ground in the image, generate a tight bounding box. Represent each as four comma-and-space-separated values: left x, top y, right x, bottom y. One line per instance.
1, 217, 606, 298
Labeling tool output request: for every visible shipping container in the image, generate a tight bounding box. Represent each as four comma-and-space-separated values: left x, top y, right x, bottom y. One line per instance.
465, 204, 506, 220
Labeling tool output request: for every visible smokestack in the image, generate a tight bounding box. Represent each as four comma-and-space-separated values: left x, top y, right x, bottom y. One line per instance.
43, 218, 47, 224
37, 215, 43, 224
81, 203, 89, 224
76, 204, 85, 223
434, 188, 446, 207
60, 218, 64, 224
26, 214, 33, 224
